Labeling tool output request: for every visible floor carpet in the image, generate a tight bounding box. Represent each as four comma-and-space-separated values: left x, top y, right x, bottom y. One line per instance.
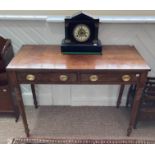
10, 137, 155, 144
0, 106, 155, 144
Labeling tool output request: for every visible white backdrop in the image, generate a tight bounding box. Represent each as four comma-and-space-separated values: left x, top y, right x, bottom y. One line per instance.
0, 19, 154, 106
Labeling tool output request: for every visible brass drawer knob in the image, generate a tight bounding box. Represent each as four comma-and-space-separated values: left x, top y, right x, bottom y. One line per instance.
2, 89, 7, 92
26, 74, 35, 81
122, 75, 131, 82
89, 75, 98, 82
59, 75, 68, 81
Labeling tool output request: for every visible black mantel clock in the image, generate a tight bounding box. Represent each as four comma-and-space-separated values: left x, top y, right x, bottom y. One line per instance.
61, 12, 102, 55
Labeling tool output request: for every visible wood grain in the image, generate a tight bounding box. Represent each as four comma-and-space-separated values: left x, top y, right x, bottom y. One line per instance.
7, 45, 150, 71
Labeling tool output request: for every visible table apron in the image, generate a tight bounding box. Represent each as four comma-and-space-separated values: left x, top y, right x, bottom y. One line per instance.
15, 71, 142, 85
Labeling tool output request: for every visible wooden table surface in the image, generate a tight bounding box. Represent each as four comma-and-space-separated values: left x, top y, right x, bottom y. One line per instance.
7, 45, 150, 71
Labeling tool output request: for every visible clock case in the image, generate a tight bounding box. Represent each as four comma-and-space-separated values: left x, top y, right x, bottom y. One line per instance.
61, 12, 102, 55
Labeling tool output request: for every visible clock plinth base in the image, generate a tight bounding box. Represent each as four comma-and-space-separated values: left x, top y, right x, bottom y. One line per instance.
62, 51, 102, 55
61, 39, 102, 55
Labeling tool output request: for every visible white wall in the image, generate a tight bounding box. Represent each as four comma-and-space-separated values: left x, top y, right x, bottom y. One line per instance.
0, 10, 155, 16
0, 19, 155, 106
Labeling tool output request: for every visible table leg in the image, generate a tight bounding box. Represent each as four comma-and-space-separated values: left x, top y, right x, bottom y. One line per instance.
14, 86, 30, 137
31, 84, 38, 108
8, 71, 30, 137
13, 105, 20, 122
127, 72, 148, 136
116, 85, 125, 108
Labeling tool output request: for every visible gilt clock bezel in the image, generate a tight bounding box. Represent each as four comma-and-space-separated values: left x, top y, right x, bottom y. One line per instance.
67, 21, 96, 44
73, 24, 91, 43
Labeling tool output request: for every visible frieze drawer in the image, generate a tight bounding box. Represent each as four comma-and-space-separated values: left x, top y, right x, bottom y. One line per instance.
0, 85, 13, 111
79, 72, 139, 84
17, 72, 77, 84
0, 72, 8, 85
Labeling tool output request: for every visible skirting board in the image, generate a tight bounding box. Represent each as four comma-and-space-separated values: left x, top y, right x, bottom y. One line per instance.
22, 93, 127, 106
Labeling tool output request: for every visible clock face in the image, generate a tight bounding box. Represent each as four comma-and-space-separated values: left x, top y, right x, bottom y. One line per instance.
73, 24, 90, 42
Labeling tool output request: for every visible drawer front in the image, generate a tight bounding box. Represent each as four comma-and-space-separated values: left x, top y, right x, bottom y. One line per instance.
80, 72, 139, 84
0, 72, 8, 85
0, 85, 13, 111
0, 60, 5, 72
17, 72, 77, 83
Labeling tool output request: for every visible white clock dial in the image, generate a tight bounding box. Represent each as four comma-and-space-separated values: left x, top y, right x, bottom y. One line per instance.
73, 24, 90, 42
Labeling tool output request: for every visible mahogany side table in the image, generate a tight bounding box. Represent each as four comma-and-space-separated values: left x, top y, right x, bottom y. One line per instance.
6, 45, 151, 137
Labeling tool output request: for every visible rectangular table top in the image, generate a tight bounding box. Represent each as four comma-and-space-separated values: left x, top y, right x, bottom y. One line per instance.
7, 45, 151, 71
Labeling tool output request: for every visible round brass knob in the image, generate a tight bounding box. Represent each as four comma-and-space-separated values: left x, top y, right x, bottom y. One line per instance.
59, 75, 68, 81
122, 75, 131, 82
26, 74, 35, 81
89, 75, 98, 82
2, 89, 7, 92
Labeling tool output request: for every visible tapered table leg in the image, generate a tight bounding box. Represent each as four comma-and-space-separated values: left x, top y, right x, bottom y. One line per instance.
8, 71, 30, 137
116, 85, 125, 108
31, 84, 38, 108
127, 72, 148, 136
14, 86, 30, 137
